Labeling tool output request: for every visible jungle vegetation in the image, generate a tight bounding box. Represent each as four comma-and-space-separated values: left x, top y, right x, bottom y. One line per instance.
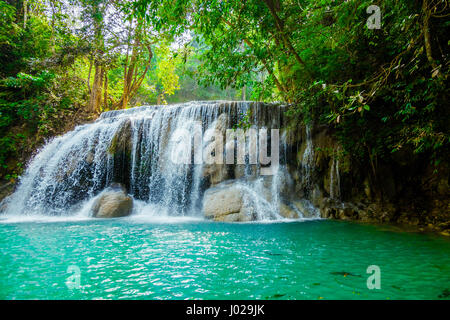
0, 0, 448, 183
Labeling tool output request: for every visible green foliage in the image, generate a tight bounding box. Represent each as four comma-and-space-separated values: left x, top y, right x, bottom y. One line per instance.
135, 42, 182, 105
0, 1, 90, 180
1, 0, 449, 181
233, 109, 252, 131
134, 0, 449, 170
0, 2, 18, 47
0, 0, 239, 180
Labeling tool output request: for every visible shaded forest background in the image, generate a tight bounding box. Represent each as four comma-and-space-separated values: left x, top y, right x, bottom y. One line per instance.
0, 0, 448, 192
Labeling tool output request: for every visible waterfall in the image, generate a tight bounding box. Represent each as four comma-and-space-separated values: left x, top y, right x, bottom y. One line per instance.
330, 154, 341, 200
0, 101, 317, 221
302, 124, 314, 191
1, 117, 123, 216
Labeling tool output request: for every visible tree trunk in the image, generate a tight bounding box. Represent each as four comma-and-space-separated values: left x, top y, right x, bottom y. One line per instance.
23, 0, 28, 29
115, 40, 139, 109
422, 0, 438, 71
262, 0, 312, 79
103, 68, 108, 110
113, 43, 153, 110
49, 2, 56, 53
87, 59, 93, 94
88, 64, 103, 113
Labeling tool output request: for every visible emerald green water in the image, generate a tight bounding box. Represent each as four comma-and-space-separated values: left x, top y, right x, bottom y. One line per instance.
0, 218, 449, 300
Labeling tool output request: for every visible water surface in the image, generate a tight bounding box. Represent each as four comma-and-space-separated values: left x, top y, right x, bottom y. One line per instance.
0, 218, 449, 300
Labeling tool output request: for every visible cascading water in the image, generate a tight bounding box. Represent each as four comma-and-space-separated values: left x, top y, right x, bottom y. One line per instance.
302, 124, 315, 191
1, 117, 122, 216
0, 101, 320, 221
330, 155, 341, 200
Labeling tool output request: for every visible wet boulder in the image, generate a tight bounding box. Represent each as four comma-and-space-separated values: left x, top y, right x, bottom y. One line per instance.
202, 181, 254, 222
91, 183, 133, 218
108, 120, 133, 188
292, 199, 320, 218
278, 202, 300, 219
201, 113, 229, 185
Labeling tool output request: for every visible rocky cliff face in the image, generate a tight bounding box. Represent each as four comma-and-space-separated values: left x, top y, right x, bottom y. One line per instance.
1, 101, 448, 233
283, 123, 450, 235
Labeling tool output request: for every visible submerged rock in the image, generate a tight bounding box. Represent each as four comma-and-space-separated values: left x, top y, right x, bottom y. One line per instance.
438, 288, 450, 299
91, 183, 133, 218
330, 271, 362, 278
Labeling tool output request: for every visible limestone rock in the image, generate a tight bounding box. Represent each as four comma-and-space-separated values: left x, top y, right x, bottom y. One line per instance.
0, 181, 15, 204
278, 203, 299, 219
108, 120, 132, 157
108, 120, 133, 185
202, 181, 253, 222
292, 200, 319, 218
202, 113, 229, 185
91, 183, 133, 218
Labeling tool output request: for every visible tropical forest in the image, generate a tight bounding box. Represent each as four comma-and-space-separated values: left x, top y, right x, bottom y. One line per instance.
0, 0, 449, 301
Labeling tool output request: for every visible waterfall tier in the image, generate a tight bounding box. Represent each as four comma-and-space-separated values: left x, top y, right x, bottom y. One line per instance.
1, 101, 320, 221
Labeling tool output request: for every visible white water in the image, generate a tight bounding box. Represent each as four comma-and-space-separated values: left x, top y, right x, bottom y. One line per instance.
330, 153, 341, 200
0, 101, 319, 222
302, 124, 315, 191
